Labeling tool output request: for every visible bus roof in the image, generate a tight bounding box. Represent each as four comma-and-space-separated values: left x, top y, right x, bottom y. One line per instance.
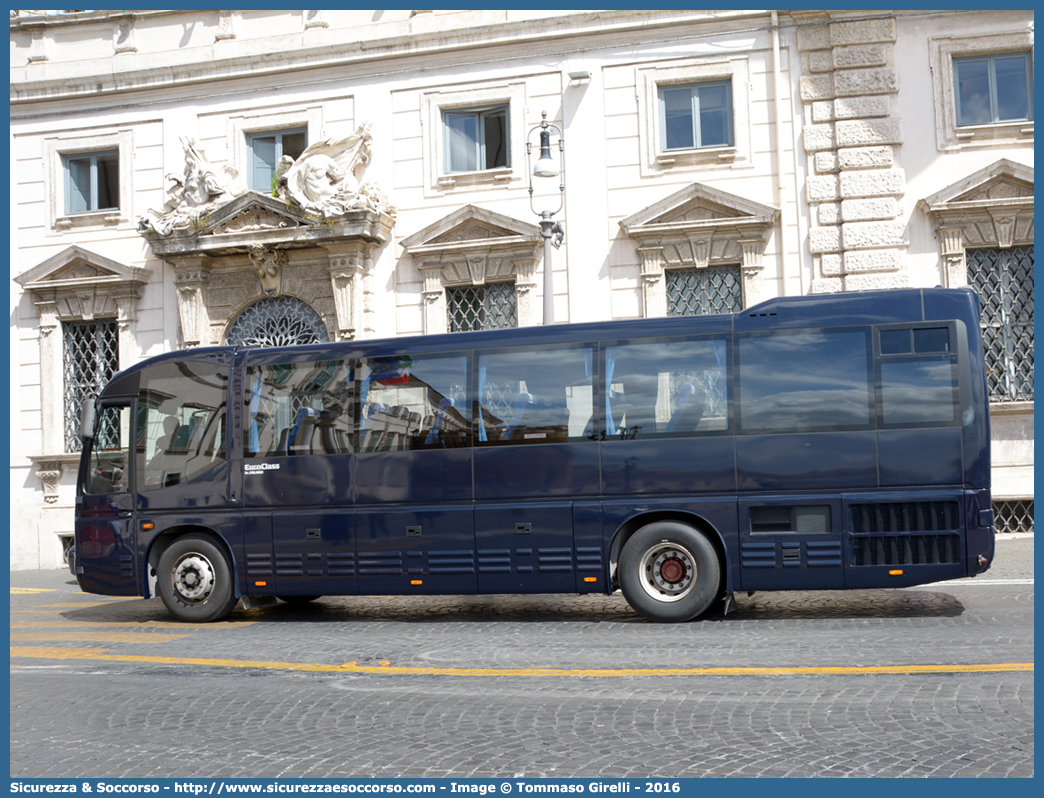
99, 286, 980, 388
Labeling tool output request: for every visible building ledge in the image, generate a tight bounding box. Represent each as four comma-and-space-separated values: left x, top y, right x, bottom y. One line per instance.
990, 401, 1034, 416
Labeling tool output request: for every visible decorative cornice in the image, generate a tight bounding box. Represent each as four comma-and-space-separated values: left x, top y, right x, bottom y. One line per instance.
401, 204, 541, 250
27, 453, 81, 467
143, 193, 395, 262
11, 10, 771, 105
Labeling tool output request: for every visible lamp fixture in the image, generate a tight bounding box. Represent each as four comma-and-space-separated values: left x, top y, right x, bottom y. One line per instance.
533, 128, 558, 178
525, 111, 565, 325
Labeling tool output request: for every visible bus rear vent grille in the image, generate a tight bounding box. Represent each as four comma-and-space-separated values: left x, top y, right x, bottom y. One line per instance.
850, 501, 960, 534
850, 534, 961, 566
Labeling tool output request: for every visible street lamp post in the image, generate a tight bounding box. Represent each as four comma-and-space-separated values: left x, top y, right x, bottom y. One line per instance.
526, 111, 564, 325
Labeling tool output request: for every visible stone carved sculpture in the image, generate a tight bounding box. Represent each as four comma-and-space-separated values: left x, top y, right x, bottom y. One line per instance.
247, 243, 288, 295
138, 123, 396, 239
138, 136, 245, 236
276, 122, 397, 218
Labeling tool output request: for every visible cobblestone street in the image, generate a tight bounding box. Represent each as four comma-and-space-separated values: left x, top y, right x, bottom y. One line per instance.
10, 536, 1033, 778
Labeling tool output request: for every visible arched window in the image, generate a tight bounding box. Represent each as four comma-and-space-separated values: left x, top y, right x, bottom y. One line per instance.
225, 296, 329, 348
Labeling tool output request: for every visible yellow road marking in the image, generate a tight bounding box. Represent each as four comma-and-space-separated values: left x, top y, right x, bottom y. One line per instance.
11, 611, 106, 615
35, 602, 146, 608
9, 647, 1034, 677
10, 588, 57, 595
11, 632, 195, 644
10, 621, 256, 630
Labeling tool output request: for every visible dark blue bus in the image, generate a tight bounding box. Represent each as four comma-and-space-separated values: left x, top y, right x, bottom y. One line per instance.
72, 287, 995, 623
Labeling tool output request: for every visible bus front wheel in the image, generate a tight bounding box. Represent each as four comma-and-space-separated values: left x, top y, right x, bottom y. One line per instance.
157, 534, 238, 623
618, 522, 720, 623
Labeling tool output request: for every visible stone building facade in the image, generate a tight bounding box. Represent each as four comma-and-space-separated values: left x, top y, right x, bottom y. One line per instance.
9, 9, 1033, 569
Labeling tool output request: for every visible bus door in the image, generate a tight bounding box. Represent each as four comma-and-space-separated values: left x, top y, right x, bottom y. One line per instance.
353, 350, 476, 595
240, 355, 356, 595
76, 402, 139, 595
738, 497, 845, 590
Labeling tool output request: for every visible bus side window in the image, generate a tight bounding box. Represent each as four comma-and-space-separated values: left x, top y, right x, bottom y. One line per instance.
876, 325, 959, 427
137, 361, 230, 491
737, 329, 872, 433
357, 353, 469, 452
245, 359, 356, 457
606, 337, 729, 439
475, 345, 595, 445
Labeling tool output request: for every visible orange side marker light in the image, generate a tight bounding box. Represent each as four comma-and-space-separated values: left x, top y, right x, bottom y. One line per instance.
889, 569, 903, 576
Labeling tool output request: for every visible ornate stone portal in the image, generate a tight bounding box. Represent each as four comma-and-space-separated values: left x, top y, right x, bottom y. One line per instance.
139, 125, 396, 344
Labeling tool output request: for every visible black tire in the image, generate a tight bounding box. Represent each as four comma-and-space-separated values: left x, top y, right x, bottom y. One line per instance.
156, 534, 238, 623
277, 595, 322, 604
618, 521, 721, 623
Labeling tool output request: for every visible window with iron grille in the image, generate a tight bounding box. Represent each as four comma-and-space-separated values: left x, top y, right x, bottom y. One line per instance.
967, 246, 1033, 401
447, 283, 517, 332
666, 266, 743, 316
993, 499, 1034, 535
63, 319, 119, 452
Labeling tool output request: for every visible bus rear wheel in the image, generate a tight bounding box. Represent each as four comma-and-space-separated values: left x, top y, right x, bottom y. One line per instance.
157, 534, 238, 623
618, 522, 720, 623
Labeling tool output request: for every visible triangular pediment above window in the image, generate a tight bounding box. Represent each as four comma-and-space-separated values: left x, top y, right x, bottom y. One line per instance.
202, 191, 310, 234
620, 182, 779, 240
927, 157, 1031, 208
921, 159, 1034, 211
400, 205, 541, 258
955, 175, 1034, 203
15, 244, 151, 291
431, 221, 521, 244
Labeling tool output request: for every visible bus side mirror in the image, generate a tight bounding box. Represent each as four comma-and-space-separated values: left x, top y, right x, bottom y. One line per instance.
80, 400, 96, 440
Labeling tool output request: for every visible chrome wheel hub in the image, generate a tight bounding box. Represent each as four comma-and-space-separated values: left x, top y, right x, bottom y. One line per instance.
172, 554, 216, 602
640, 543, 696, 602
